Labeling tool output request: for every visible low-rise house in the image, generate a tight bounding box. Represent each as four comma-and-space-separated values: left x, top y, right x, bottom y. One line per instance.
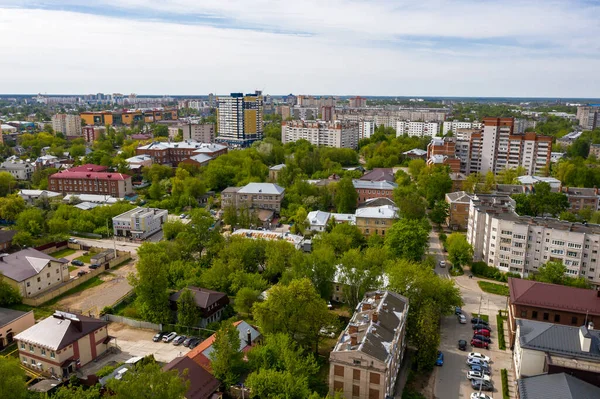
516, 175, 561, 189
402, 148, 427, 160
354, 205, 398, 237
18, 189, 62, 204
514, 319, 600, 387
329, 291, 409, 399
0, 308, 35, 350
508, 278, 600, 348
136, 141, 227, 166
230, 229, 305, 250
48, 166, 133, 198
0, 249, 69, 298
163, 356, 221, 399
268, 164, 286, 181
0, 156, 34, 180
517, 372, 600, 399
15, 311, 110, 378
179, 153, 214, 167
307, 210, 331, 232
352, 180, 397, 205
63, 194, 119, 205
112, 207, 168, 239
0, 230, 17, 251
169, 287, 229, 327
445, 191, 473, 230
125, 154, 153, 169
221, 183, 285, 213
560, 186, 600, 212
359, 168, 395, 183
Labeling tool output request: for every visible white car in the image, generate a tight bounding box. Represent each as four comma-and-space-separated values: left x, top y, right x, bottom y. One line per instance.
439, 260, 446, 268
468, 352, 491, 363
466, 358, 489, 367
458, 314, 467, 324
467, 371, 491, 381
470, 393, 492, 399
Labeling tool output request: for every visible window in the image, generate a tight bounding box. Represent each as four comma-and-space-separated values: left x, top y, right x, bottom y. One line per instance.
29, 345, 34, 352
20, 343, 25, 350
26, 282, 30, 287
554, 314, 561, 323
520, 310, 527, 317
334, 365, 344, 377
353, 359, 361, 365
50, 352, 55, 359
532, 311, 538, 319
353, 385, 360, 397
369, 389, 380, 399
353, 369, 361, 380
370, 372, 380, 384
333, 381, 343, 391
572, 316, 578, 325
552, 240, 565, 246
543, 313, 549, 321
37, 277, 41, 282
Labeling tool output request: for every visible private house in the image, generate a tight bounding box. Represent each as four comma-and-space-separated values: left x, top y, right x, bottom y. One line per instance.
354, 205, 398, 237
329, 291, 409, 399
15, 311, 110, 378
230, 229, 306, 250
508, 278, 600, 348
0, 230, 17, 251
445, 191, 473, 230
402, 148, 427, 160
0, 308, 35, 350
0, 156, 34, 180
163, 356, 221, 399
268, 164, 286, 181
0, 249, 69, 298
169, 287, 229, 328
514, 319, 600, 387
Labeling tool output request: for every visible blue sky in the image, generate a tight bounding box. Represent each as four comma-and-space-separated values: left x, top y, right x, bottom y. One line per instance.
1, 0, 599, 96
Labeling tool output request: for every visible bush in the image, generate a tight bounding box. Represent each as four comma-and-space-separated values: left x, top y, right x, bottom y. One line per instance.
438, 232, 447, 243
100, 306, 113, 316
96, 364, 118, 378
501, 369, 509, 399
497, 313, 507, 350
478, 281, 510, 296
471, 261, 520, 283
122, 306, 141, 319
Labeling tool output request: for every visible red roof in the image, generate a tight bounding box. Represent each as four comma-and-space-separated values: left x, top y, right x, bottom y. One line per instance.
67, 164, 108, 172
508, 277, 600, 316
50, 170, 131, 181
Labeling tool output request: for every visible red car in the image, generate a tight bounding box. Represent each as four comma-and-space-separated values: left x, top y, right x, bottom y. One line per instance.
474, 329, 491, 337
471, 338, 489, 349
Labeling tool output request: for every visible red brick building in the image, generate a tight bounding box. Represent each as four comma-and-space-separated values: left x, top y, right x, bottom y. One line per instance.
352, 180, 397, 204
135, 141, 227, 166
48, 165, 133, 198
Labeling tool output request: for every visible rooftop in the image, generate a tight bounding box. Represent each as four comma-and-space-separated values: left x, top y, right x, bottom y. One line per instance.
307, 210, 330, 226
0, 307, 31, 328
63, 194, 119, 204
402, 148, 427, 156
359, 168, 395, 183
445, 191, 473, 203
0, 229, 17, 244
269, 163, 286, 171
113, 207, 168, 220
517, 175, 561, 187
352, 180, 398, 190
518, 373, 600, 399
163, 356, 220, 399
137, 140, 226, 152
355, 205, 398, 219
0, 248, 67, 282
50, 170, 131, 181
169, 287, 228, 310
231, 229, 304, 249
237, 182, 285, 195
67, 164, 109, 173
19, 189, 62, 198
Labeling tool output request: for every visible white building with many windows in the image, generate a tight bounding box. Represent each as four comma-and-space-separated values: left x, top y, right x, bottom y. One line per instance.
282, 120, 359, 148
396, 121, 439, 137
112, 207, 168, 239
442, 120, 483, 135
467, 194, 600, 285
51, 114, 82, 136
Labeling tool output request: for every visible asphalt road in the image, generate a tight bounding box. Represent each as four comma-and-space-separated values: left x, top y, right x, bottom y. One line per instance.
430, 230, 450, 279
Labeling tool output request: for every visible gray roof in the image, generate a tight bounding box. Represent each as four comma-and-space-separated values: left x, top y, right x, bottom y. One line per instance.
307, 210, 330, 226
445, 191, 473, 203
0, 307, 30, 328
269, 164, 286, 171
352, 180, 397, 190
518, 373, 600, 399
517, 319, 600, 362
0, 248, 67, 282
238, 182, 285, 195
0, 230, 16, 244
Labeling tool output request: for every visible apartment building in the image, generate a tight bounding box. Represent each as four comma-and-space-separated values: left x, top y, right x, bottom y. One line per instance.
577, 106, 600, 130
175, 123, 215, 142
467, 194, 600, 285
292, 106, 318, 120
396, 121, 439, 137
48, 166, 133, 198
358, 121, 375, 140
352, 180, 397, 204
82, 125, 105, 143
112, 207, 168, 239
426, 137, 461, 173
0, 156, 34, 180
442, 121, 482, 135
221, 182, 285, 212
136, 141, 227, 166
590, 144, 600, 159
321, 105, 334, 122
348, 96, 367, 108
282, 120, 359, 149
0, 249, 69, 298
276, 105, 291, 120
445, 191, 473, 230
354, 205, 398, 237
216, 92, 263, 146
329, 291, 409, 399
80, 109, 177, 126
51, 114, 82, 136
15, 311, 109, 378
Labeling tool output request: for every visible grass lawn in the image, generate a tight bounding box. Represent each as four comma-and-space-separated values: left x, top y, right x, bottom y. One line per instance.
68, 266, 78, 272
75, 253, 94, 264
50, 248, 77, 258
6, 303, 54, 320
478, 281, 510, 296
497, 312, 508, 350
472, 313, 489, 322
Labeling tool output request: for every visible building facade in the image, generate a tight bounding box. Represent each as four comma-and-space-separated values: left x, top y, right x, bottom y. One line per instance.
352, 180, 397, 204
348, 96, 367, 108
112, 207, 168, 239
0, 308, 35, 350
358, 121, 375, 140
0, 157, 34, 180
445, 191, 473, 230
282, 120, 360, 149
175, 123, 215, 142
216, 92, 263, 146
396, 121, 439, 137
82, 125, 104, 143
136, 141, 227, 166
80, 109, 177, 126
48, 167, 133, 198
442, 121, 483, 135
221, 183, 285, 213
52, 114, 82, 136
169, 287, 230, 328
426, 137, 462, 173
577, 106, 600, 130
354, 205, 398, 237
329, 291, 409, 399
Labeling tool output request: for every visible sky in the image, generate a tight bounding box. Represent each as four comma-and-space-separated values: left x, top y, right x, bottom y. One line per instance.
1, 0, 599, 97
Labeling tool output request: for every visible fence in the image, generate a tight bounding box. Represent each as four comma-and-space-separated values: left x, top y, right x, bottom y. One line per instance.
103, 314, 162, 331
35, 240, 68, 254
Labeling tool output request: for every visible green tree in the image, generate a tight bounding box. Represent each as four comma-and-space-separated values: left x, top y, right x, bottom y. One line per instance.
532, 261, 568, 285
395, 189, 427, 220
11, 231, 34, 248
338, 248, 383, 308
51, 384, 102, 399
106, 361, 188, 399
417, 166, 453, 206
0, 171, 16, 197
446, 233, 473, 268
210, 322, 245, 387
429, 200, 449, 226
408, 158, 426, 179
482, 171, 496, 193
292, 206, 309, 235
334, 177, 358, 213
177, 288, 199, 327
385, 219, 430, 261
0, 272, 21, 306
0, 357, 28, 399
0, 194, 26, 222
245, 369, 311, 399
15, 207, 45, 236
462, 172, 482, 194
413, 300, 441, 371
234, 287, 260, 316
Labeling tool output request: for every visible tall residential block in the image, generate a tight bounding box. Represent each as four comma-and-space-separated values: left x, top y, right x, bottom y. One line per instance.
281, 120, 359, 148
52, 114, 82, 136
216, 92, 263, 146
348, 96, 367, 108
396, 121, 439, 137
577, 106, 600, 130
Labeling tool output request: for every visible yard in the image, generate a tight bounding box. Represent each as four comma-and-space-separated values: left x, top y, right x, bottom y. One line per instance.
49, 248, 77, 258
477, 281, 510, 296
75, 252, 94, 264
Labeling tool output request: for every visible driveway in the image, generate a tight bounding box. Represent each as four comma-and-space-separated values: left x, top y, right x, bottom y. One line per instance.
429, 229, 450, 279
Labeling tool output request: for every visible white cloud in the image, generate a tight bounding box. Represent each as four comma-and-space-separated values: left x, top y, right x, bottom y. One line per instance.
0, 3, 599, 96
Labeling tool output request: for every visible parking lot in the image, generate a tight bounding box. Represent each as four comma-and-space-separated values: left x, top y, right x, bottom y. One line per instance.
434, 297, 513, 399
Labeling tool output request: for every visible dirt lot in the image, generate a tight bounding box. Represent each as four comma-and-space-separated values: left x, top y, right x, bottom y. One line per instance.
55, 260, 136, 316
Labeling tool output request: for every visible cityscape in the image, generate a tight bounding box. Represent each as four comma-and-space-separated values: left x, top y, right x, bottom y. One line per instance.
2, 1, 600, 399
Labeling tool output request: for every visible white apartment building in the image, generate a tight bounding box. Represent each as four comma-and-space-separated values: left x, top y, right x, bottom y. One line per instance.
51, 114, 82, 136
359, 121, 375, 140
396, 121, 439, 137
282, 120, 359, 148
467, 194, 600, 285
112, 207, 168, 240
0, 156, 34, 180
292, 106, 318, 120
442, 121, 482, 135
577, 106, 600, 130
175, 123, 215, 142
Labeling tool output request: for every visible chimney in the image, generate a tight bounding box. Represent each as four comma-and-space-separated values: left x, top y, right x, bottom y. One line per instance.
350, 333, 358, 347
349, 324, 358, 334
246, 329, 252, 346
375, 292, 382, 300
362, 303, 372, 312
580, 326, 592, 352
372, 312, 379, 323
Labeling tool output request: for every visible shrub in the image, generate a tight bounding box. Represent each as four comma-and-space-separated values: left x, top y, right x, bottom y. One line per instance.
100, 306, 113, 316
497, 313, 507, 350
96, 364, 118, 378
123, 306, 141, 319
501, 369, 509, 399
438, 232, 447, 243
471, 261, 520, 283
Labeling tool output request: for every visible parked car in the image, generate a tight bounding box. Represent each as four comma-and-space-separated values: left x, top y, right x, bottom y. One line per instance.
458, 314, 467, 324
473, 334, 492, 344
183, 336, 195, 347
68, 238, 78, 244
473, 323, 491, 331
470, 379, 493, 392
172, 335, 186, 346
468, 353, 491, 363
458, 339, 468, 351
440, 261, 446, 268
471, 338, 489, 349
470, 393, 492, 399
474, 328, 491, 337
71, 259, 84, 266
153, 332, 165, 342
77, 270, 88, 277
188, 338, 201, 349
319, 326, 337, 338
469, 364, 491, 375
471, 317, 489, 325
436, 351, 444, 366
162, 332, 177, 343
466, 371, 491, 381
455, 307, 462, 315
89, 264, 101, 270
467, 358, 490, 368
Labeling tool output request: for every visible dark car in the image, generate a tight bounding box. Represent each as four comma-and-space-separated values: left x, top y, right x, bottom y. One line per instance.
471, 317, 489, 325
153, 332, 165, 342
470, 364, 491, 375
89, 264, 101, 270
474, 329, 491, 337
473, 334, 492, 344
71, 259, 84, 266
189, 338, 201, 349
473, 323, 491, 331
471, 338, 489, 349
77, 270, 88, 277
436, 351, 444, 366
183, 337, 195, 347
455, 307, 462, 315
471, 379, 493, 392
458, 339, 468, 351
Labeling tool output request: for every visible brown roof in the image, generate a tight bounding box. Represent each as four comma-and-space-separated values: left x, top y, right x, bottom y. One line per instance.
163, 357, 220, 399
508, 278, 600, 316
169, 287, 228, 310
360, 168, 395, 183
